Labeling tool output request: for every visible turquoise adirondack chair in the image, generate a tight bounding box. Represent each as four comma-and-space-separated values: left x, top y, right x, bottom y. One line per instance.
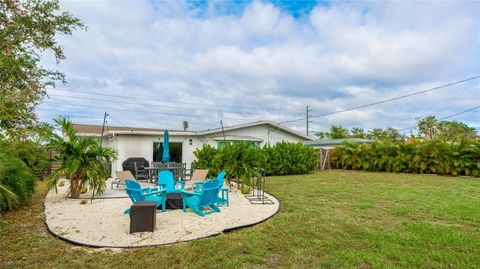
181, 179, 221, 217
124, 179, 167, 214
195, 171, 229, 207
157, 170, 186, 194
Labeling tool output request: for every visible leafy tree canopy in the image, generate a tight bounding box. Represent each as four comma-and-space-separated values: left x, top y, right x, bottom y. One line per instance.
315, 125, 402, 141
314, 117, 476, 142
416, 116, 477, 140
0, 0, 84, 139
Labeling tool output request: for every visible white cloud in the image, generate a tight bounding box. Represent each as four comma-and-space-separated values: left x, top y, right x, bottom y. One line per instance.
37, 0, 480, 134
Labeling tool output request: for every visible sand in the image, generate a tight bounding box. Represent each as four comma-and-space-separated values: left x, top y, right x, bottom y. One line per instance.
44, 179, 279, 248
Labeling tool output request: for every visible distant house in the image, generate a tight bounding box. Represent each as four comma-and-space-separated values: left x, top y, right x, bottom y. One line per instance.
305, 138, 373, 150
72, 120, 313, 175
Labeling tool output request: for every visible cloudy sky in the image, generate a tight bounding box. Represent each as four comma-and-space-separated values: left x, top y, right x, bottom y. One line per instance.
37, 0, 480, 135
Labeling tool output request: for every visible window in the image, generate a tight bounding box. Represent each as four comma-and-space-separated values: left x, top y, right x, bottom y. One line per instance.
153, 142, 183, 163
217, 141, 259, 149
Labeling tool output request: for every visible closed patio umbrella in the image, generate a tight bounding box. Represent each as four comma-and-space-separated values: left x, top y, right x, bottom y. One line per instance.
157, 142, 163, 162
162, 130, 170, 162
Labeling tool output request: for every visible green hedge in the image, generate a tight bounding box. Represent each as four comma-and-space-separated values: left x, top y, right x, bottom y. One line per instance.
263, 142, 318, 176
330, 138, 480, 177
193, 142, 318, 177
0, 151, 36, 211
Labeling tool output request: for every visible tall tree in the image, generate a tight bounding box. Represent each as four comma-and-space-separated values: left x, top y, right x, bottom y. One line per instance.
182, 120, 189, 131
417, 116, 439, 140
0, 0, 84, 139
437, 120, 477, 140
314, 131, 329, 140
367, 127, 403, 141
350, 127, 366, 138
329, 125, 350, 139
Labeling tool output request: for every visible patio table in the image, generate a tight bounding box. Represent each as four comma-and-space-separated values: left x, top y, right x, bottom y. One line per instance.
144, 167, 159, 183
145, 166, 183, 182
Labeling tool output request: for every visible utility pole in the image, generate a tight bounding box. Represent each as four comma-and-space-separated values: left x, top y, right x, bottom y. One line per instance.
220, 120, 226, 142
306, 105, 313, 136
100, 111, 108, 147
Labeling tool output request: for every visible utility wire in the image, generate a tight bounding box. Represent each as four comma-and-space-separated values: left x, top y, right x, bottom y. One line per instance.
41, 101, 252, 121
47, 93, 301, 116
396, 105, 480, 132
49, 89, 302, 112
278, 75, 480, 124
107, 113, 129, 128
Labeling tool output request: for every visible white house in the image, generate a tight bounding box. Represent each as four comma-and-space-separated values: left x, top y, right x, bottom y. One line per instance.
72, 120, 313, 175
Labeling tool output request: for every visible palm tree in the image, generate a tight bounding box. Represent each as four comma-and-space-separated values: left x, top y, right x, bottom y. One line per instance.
47, 117, 117, 198
224, 142, 262, 194
417, 116, 439, 140
183, 121, 189, 131
0, 182, 19, 210
350, 127, 366, 139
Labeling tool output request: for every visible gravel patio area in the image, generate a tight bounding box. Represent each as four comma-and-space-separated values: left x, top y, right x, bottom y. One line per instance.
44, 179, 279, 248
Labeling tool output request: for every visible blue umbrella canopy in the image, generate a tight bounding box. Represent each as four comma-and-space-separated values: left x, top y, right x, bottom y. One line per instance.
162, 130, 170, 162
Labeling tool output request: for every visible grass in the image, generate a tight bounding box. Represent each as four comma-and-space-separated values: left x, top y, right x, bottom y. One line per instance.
1, 170, 480, 268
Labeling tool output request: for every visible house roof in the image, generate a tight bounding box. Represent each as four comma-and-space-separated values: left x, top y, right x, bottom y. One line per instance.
72, 124, 178, 135
211, 135, 263, 142
306, 138, 373, 147
72, 120, 313, 141
198, 120, 313, 141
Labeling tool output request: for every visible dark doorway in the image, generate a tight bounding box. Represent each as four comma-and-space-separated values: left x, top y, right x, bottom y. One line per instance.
153, 142, 183, 163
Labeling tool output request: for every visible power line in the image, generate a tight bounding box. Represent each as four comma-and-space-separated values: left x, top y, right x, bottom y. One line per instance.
47, 93, 300, 116
41, 101, 253, 121
107, 113, 128, 128
49, 89, 303, 113
396, 105, 480, 132
278, 75, 480, 124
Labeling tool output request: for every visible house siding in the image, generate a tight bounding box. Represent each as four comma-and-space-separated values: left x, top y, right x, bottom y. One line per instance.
74, 123, 310, 177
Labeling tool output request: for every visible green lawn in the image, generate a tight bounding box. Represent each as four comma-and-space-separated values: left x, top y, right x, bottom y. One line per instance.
1, 170, 480, 268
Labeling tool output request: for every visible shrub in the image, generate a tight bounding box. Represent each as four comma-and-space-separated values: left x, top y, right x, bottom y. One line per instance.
0, 140, 49, 180
0, 151, 36, 211
330, 138, 480, 177
193, 144, 222, 177
193, 141, 318, 179
263, 142, 318, 176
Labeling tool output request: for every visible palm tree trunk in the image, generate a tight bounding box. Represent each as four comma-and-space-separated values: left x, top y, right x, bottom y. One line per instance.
69, 173, 83, 198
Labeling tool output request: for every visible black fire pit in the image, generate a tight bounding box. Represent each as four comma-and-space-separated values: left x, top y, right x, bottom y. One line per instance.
166, 193, 183, 209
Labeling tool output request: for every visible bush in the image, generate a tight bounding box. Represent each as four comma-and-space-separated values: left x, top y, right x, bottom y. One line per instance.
0, 151, 36, 211
193, 144, 222, 177
330, 138, 480, 177
193, 141, 318, 178
263, 142, 318, 176
0, 140, 49, 180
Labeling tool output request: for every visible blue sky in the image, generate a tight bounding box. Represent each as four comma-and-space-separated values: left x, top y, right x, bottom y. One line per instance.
38, 0, 480, 134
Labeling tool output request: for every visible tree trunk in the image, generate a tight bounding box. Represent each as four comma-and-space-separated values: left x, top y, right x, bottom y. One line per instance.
69, 173, 83, 198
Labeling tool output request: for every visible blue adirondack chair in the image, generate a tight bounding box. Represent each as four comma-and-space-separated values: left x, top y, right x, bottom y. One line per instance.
157, 170, 185, 194
195, 171, 229, 207
124, 179, 167, 214
181, 179, 221, 217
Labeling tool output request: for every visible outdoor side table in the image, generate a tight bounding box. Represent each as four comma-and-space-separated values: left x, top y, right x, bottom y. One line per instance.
129, 201, 156, 233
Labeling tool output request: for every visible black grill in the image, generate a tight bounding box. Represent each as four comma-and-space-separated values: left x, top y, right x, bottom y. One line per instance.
122, 157, 149, 176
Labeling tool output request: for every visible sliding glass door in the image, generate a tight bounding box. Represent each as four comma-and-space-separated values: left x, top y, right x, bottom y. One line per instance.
153, 142, 183, 163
